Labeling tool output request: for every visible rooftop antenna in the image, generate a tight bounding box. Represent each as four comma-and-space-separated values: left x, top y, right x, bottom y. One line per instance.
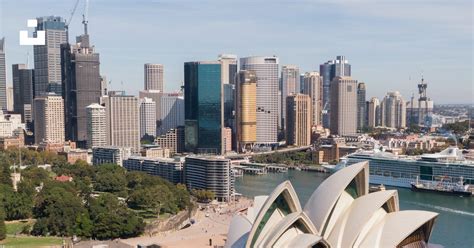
82, 0, 89, 35
26, 51, 30, 69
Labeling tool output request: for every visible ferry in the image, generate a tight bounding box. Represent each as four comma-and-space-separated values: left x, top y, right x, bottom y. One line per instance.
410, 176, 472, 197
337, 147, 474, 190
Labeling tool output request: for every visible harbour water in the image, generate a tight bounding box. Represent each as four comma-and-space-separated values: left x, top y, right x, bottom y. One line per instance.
235, 170, 474, 248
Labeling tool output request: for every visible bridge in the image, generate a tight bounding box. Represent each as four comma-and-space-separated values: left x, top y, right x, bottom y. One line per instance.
225, 146, 312, 160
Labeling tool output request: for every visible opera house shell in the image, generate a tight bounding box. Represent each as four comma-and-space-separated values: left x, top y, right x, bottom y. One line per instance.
225, 161, 438, 248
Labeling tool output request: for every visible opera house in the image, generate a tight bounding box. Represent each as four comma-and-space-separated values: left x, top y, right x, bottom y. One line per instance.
225, 161, 438, 248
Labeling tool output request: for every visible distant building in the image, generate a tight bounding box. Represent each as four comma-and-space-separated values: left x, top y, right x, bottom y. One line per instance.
144, 63, 163, 92
6, 87, 13, 112
59, 149, 89, 164
185, 156, 234, 202
140, 97, 157, 138
368, 97, 381, 128
381, 91, 406, 129
222, 127, 232, 153
12, 64, 34, 123
240, 56, 279, 145
330, 76, 357, 136
218, 54, 238, 85
313, 137, 358, 163
0, 112, 24, 137
235, 70, 257, 152
286, 94, 311, 146
141, 145, 170, 158
357, 82, 367, 131
406, 78, 434, 128
0, 38, 7, 111
281, 65, 300, 130
154, 126, 185, 154
86, 103, 107, 148
159, 92, 184, 135
139, 90, 162, 134
123, 156, 183, 184
92, 146, 131, 166
33, 94, 64, 144
302, 72, 323, 127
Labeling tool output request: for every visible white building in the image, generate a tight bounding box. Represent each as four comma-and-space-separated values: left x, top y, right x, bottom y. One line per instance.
159, 92, 184, 135
33, 94, 64, 144
140, 97, 156, 138
144, 63, 163, 91
86, 103, 107, 148
330, 76, 357, 136
368, 97, 380, 128
302, 72, 323, 127
281, 65, 300, 130
381, 91, 406, 129
0, 111, 25, 137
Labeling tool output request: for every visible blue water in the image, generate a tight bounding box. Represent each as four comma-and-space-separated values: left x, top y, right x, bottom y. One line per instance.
235, 170, 474, 248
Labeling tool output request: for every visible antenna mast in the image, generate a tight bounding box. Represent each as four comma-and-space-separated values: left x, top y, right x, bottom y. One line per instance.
82, 0, 89, 35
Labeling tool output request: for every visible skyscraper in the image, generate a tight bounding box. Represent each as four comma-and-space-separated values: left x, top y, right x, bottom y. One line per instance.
139, 97, 156, 138
368, 97, 380, 128
86, 103, 106, 148
0, 38, 6, 112
302, 71, 323, 127
286, 94, 311, 146
184, 61, 223, 154
357, 82, 367, 131
62, 30, 102, 146
159, 92, 184, 135
235, 70, 257, 152
281, 65, 300, 130
144, 63, 164, 91
381, 91, 406, 129
406, 77, 434, 127
104, 93, 141, 153
6, 87, 13, 112
218, 54, 238, 85
139, 90, 162, 133
219, 54, 238, 131
330, 76, 357, 136
33, 93, 65, 144
34, 16, 67, 97
12, 64, 34, 122
240, 56, 279, 144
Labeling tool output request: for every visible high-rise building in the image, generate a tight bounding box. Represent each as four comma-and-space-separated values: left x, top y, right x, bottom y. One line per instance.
104, 93, 140, 153
381, 91, 406, 129
218, 54, 238, 85
286, 94, 311, 146
222, 127, 232, 153
185, 156, 234, 202
219, 54, 238, 131
6, 87, 13, 112
144, 63, 163, 91
330, 76, 357, 136
159, 92, 184, 135
281, 65, 300, 130
235, 70, 257, 152
368, 97, 380, 128
61, 30, 102, 146
320, 56, 351, 128
139, 97, 156, 138
406, 77, 434, 127
86, 103, 106, 148
0, 38, 6, 111
240, 56, 279, 144
12, 64, 34, 122
155, 126, 185, 154
302, 72, 323, 127
139, 90, 162, 133
33, 93, 65, 144
184, 61, 223, 154
34, 16, 67, 97
357, 82, 367, 131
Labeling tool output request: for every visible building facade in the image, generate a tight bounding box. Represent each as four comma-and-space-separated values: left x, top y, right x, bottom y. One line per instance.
139, 97, 157, 138
281, 65, 300, 131
368, 97, 380, 128
139, 90, 162, 134
357, 82, 367, 131
330, 76, 357, 136
124, 156, 183, 184
12, 64, 34, 123
92, 146, 131, 166
235, 70, 257, 152
381, 91, 406, 129
86, 103, 106, 148
33, 94, 65, 144
302, 71, 323, 127
0, 38, 6, 112
159, 92, 184, 135
286, 94, 311, 146
240, 56, 279, 145
154, 126, 185, 154
144, 63, 164, 91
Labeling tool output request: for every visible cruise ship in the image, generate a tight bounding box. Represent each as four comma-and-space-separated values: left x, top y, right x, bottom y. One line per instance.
337, 147, 474, 190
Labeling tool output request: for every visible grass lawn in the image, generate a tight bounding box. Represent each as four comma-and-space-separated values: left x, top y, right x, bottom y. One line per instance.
0, 236, 63, 247
5, 221, 32, 235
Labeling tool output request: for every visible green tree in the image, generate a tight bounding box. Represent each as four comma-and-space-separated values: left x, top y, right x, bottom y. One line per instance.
192, 189, 215, 202
0, 205, 6, 240
94, 164, 127, 196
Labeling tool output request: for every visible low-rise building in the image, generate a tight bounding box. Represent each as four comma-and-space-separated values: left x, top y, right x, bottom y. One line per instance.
154, 126, 185, 154
123, 156, 183, 184
92, 146, 132, 166
141, 144, 170, 158
59, 149, 90, 164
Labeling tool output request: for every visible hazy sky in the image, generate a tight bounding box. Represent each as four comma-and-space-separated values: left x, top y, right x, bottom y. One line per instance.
1, 0, 472, 103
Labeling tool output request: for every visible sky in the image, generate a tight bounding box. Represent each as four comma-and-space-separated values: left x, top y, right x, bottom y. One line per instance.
0, 0, 473, 103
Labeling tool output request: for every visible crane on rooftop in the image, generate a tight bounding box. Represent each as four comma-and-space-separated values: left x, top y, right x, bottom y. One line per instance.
65, 0, 81, 43
82, 0, 89, 35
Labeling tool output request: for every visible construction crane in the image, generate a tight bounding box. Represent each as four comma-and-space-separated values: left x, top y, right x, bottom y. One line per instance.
65, 0, 81, 42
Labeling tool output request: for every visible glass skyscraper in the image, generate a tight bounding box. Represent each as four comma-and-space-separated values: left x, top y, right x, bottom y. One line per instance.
184, 61, 223, 154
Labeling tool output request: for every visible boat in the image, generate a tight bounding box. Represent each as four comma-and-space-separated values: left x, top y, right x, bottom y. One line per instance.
341, 146, 474, 189
411, 176, 472, 197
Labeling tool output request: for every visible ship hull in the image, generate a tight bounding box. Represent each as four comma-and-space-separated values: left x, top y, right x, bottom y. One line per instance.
410, 184, 472, 197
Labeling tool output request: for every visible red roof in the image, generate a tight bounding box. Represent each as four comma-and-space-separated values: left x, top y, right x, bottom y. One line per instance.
55, 175, 73, 182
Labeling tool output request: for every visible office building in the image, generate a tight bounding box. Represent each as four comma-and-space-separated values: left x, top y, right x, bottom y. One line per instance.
6, 87, 13, 112
235, 70, 257, 152
0, 38, 6, 111
33, 94, 64, 144
185, 156, 234, 202
34, 16, 67, 97
240, 56, 279, 144
124, 156, 183, 184
141, 144, 170, 158
184, 61, 223, 154
218, 54, 238, 85
0, 112, 24, 138
140, 97, 157, 138
155, 126, 185, 154
104, 94, 140, 153
286, 94, 311, 146
357, 82, 367, 131
139, 90, 161, 133
144, 63, 163, 91
92, 146, 131, 166
330, 76, 357, 136
381, 91, 406, 129
86, 103, 106, 148
219, 54, 238, 132
320, 56, 351, 127
159, 92, 184, 135
12, 64, 34, 122
302, 71, 323, 127
61, 30, 102, 146
222, 127, 232, 153
368, 97, 380, 128
281, 65, 300, 130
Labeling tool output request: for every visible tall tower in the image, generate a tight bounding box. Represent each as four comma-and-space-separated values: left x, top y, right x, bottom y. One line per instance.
139, 97, 157, 138
159, 92, 184, 135
235, 70, 257, 152
86, 103, 106, 148
281, 65, 300, 131
368, 97, 380, 128
0, 38, 6, 112
302, 71, 323, 127
34, 16, 67, 97
357, 82, 367, 131
240, 56, 279, 145
330, 76, 357, 136
286, 94, 311, 146
12, 64, 34, 123
381, 91, 406, 129
33, 93, 65, 144
144, 63, 164, 91
184, 61, 223, 154
219, 54, 238, 138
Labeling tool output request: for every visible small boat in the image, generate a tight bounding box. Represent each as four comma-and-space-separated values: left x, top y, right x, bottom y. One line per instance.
369, 184, 386, 193
410, 176, 473, 197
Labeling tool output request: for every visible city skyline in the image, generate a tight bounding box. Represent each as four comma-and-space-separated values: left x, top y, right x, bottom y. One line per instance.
0, 0, 472, 104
